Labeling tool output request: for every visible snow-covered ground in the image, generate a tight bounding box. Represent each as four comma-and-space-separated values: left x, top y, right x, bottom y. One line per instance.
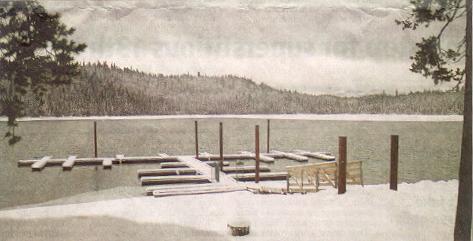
0, 180, 460, 241
0, 114, 463, 122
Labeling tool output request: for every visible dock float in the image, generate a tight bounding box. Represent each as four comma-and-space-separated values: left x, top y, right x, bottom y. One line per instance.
161, 163, 189, 168
294, 150, 335, 161
140, 175, 210, 185
31, 156, 51, 171
137, 168, 197, 177
197, 153, 255, 161
271, 151, 309, 162
230, 172, 288, 181
102, 158, 113, 169
239, 151, 275, 163
19, 156, 179, 168
62, 156, 77, 171
162, 161, 230, 168
118, 156, 179, 164
222, 165, 271, 173
115, 154, 125, 164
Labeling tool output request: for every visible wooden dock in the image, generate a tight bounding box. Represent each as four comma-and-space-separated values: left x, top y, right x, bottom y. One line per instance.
17, 118, 363, 198
19, 149, 334, 171
140, 156, 237, 185
19, 155, 179, 169
19, 148, 334, 197
176, 156, 236, 184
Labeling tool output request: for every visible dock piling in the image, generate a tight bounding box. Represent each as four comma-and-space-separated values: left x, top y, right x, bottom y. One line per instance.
215, 165, 220, 182
390, 135, 399, 191
93, 121, 98, 158
219, 122, 223, 171
266, 119, 270, 153
338, 136, 347, 194
195, 121, 199, 159
255, 125, 260, 183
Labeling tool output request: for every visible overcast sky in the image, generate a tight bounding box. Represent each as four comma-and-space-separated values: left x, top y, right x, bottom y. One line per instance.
41, 0, 465, 96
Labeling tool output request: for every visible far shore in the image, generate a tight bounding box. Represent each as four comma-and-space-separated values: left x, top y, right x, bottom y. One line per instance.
0, 114, 463, 122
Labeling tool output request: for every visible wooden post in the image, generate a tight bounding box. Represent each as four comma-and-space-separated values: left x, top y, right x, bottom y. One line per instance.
94, 121, 98, 158
255, 125, 260, 183
219, 122, 223, 171
266, 119, 270, 153
195, 121, 199, 159
215, 163, 220, 182
338, 136, 347, 194
390, 135, 399, 191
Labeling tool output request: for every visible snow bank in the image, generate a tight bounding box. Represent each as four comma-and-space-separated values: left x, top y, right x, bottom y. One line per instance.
0, 180, 459, 241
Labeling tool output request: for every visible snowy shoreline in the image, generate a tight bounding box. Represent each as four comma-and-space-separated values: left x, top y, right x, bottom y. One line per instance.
0, 114, 463, 122
0, 180, 460, 241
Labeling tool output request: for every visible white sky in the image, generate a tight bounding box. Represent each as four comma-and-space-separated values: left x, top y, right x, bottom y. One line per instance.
41, 0, 464, 96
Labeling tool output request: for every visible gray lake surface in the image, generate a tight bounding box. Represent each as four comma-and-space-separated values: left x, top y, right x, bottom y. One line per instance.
0, 118, 462, 209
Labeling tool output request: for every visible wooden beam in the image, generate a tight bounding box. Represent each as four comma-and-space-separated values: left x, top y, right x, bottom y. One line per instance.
141, 175, 210, 185
197, 153, 256, 161
204, 161, 230, 167
31, 156, 52, 171
390, 135, 399, 191
294, 150, 335, 161
338, 136, 347, 194
230, 172, 288, 181
153, 185, 245, 197
62, 155, 77, 171
262, 152, 286, 158
271, 151, 308, 162
161, 162, 189, 168
222, 166, 270, 174
137, 168, 197, 177
145, 183, 240, 195
239, 151, 275, 163
120, 156, 178, 164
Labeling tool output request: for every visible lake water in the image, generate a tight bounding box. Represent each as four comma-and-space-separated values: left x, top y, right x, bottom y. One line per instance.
0, 118, 462, 209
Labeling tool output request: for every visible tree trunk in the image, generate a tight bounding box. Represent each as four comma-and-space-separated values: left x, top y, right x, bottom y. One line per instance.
453, 1, 472, 240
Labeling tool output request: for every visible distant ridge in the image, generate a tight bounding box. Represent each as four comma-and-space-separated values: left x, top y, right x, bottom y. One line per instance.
21, 62, 464, 116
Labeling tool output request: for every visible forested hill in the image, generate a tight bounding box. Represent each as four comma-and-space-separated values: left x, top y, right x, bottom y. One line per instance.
22, 62, 463, 116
